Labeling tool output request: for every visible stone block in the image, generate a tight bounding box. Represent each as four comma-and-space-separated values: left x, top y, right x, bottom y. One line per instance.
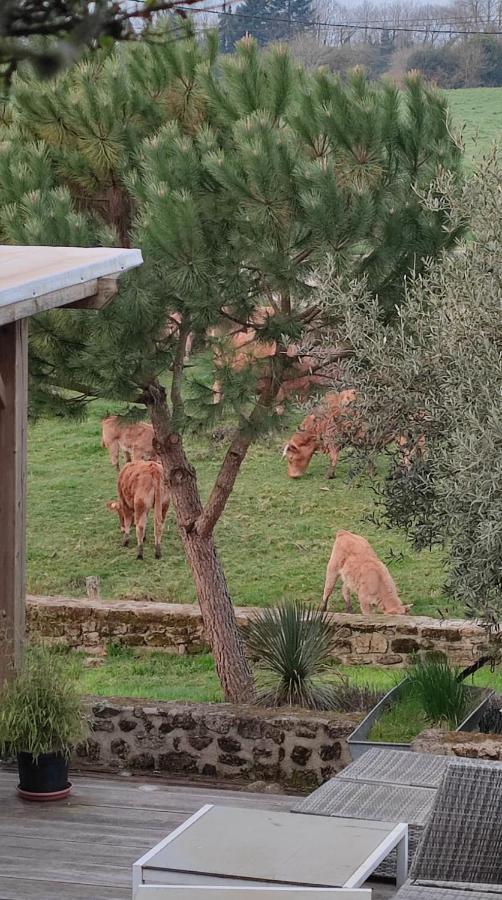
158, 751, 198, 774
119, 718, 137, 733
291, 745, 312, 766
218, 736, 241, 754
219, 753, 247, 768
111, 739, 130, 760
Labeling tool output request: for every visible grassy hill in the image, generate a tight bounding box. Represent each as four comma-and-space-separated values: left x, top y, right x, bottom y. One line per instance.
28, 400, 449, 617
446, 86, 502, 166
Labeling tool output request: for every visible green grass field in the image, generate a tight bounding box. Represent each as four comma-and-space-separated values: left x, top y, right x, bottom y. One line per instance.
446, 87, 502, 166
27, 399, 449, 616
74, 649, 502, 704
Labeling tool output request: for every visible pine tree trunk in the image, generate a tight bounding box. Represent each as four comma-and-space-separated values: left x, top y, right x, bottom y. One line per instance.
146, 384, 256, 704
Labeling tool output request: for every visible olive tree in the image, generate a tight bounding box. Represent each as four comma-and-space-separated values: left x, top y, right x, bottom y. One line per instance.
316, 155, 502, 635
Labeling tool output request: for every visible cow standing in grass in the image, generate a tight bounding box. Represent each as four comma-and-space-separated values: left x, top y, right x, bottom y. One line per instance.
321, 529, 411, 615
107, 461, 169, 559
101, 416, 156, 471
283, 390, 425, 478
283, 390, 357, 478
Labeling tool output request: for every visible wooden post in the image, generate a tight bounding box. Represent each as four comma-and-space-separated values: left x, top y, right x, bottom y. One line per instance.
0, 320, 28, 683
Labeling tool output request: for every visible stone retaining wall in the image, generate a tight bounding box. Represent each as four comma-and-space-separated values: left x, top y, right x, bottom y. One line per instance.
412, 729, 502, 761
74, 698, 359, 790
28, 595, 492, 668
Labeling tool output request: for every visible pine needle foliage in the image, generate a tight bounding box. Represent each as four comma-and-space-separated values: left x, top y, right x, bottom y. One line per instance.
0, 646, 88, 760
0, 31, 463, 422
243, 602, 340, 709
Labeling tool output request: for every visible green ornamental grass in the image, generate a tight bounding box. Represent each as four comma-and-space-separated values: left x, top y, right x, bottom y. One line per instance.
0, 646, 88, 760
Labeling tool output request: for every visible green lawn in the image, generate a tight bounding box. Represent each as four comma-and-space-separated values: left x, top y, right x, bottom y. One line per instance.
446, 87, 502, 166
74, 648, 502, 704
28, 399, 449, 616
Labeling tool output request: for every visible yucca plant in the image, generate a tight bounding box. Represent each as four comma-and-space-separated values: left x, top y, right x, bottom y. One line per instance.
406, 653, 469, 729
243, 602, 339, 710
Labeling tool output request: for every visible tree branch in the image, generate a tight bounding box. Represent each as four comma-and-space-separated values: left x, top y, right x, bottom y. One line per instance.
170, 315, 190, 427
197, 358, 287, 538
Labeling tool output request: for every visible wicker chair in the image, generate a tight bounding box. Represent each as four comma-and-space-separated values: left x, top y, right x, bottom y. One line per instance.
396, 760, 502, 898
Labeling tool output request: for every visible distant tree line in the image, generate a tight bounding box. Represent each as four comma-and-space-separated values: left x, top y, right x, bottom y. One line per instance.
218, 0, 502, 87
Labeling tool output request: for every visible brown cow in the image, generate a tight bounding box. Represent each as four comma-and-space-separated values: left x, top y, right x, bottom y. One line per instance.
283, 391, 425, 478
321, 529, 411, 615
283, 390, 357, 478
101, 416, 156, 471
210, 307, 331, 411
106, 461, 169, 559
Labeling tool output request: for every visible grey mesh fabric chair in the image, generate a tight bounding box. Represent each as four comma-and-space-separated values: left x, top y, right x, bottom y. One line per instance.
396, 760, 502, 898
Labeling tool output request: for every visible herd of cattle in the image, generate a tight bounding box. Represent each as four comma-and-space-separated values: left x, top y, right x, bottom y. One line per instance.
101, 305, 423, 613
102, 388, 415, 614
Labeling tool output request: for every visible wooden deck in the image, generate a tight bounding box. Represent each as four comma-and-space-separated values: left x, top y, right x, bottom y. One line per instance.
0, 768, 396, 900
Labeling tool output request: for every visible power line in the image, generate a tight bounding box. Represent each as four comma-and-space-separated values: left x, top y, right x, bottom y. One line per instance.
182, 3, 502, 36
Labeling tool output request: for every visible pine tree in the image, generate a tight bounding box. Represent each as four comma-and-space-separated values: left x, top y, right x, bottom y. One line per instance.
219, 0, 312, 51
0, 30, 462, 702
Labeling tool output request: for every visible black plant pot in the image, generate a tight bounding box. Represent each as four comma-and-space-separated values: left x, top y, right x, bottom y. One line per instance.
17, 751, 71, 800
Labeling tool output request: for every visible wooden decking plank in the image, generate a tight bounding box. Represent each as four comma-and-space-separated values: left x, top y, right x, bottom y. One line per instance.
0, 874, 130, 900
0, 768, 294, 900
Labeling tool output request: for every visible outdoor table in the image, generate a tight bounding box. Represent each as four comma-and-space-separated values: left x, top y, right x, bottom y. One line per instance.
133, 805, 408, 897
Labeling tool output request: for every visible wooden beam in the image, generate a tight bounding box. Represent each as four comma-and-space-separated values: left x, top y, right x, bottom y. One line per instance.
66, 275, 119, 311
0, 373, 6, 411
0, 280, 99, 327
0, 320, 28, 683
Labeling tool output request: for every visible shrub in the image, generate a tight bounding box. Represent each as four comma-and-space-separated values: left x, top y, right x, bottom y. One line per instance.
331, 677, 385, 713
243, 602, 339, 710
406, 653, 469, 729
0, 646, 88, 760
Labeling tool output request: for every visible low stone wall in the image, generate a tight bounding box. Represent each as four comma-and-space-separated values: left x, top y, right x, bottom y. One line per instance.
412, 729, 502, 761
73, 698, 359, 790
28, 595, 492, 668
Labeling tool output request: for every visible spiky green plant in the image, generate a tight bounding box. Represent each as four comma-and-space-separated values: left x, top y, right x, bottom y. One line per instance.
244, 601, 340, 710
406, 653, 469, 729
0, 646, 88, 760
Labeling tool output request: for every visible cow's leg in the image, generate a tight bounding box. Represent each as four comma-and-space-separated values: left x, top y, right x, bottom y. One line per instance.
341, 581, 354, 613
109, 441, 120, 472
122, 508, 133, 547
125, 450, 132, 463
358, 593, 373, 616
134, 500, 148, 559
154, 503, 168, 560
326, 445, 340, 479
321, 560, 340, 612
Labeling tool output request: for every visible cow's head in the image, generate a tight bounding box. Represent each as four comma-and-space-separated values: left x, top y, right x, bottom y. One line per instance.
106, 499, 125, 530
283, 430, 319, 478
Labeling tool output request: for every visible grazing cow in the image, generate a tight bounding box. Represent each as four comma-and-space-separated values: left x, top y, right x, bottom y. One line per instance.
283, 390, 357, 478
283, 391, 425, 478
321, 529, 411, 615
106, 461, 169, 559
101, 416, 156, 471
210, 307, 331, 411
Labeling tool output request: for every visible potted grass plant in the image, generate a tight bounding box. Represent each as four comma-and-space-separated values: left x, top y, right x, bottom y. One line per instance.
348, 652, 493, 760
0, 646, 87, 800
